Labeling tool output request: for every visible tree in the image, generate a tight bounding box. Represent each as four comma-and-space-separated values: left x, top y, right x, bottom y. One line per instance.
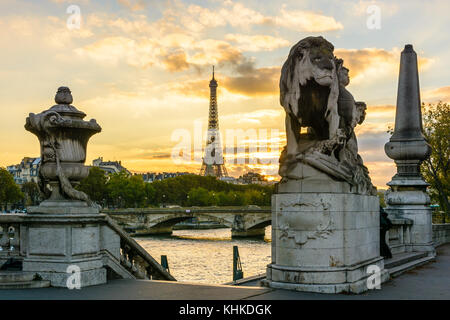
124, 175, 146, 208
78, 167, 108, 205
73, 170, 274, 208
377, 190, 386, 208
145, 183, 156, 206
22, 181, 41, 206
0, 168, 24, 211
187, 187, 214, 206
421, 102, 450, 218
243, 189, 264, 205
107, 171, 130, 208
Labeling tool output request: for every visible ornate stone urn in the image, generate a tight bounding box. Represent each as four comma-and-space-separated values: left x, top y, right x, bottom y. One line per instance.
25, 87, 101, 213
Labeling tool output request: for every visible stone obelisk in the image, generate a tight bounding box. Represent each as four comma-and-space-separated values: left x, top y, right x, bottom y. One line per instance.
384, 44, 436, 256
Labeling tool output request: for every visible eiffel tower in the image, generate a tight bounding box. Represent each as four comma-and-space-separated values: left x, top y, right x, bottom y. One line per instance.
200, 66, 228, 178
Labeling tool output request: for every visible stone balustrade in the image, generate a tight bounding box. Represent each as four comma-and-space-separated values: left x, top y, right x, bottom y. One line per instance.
0, 218, 23, 263
0, 224, 20, 257
432, 224, 450, 247
106, 217, 176, 281
0, 213, 175, 286
386, 218, 413, 255
386, 218, 450, 254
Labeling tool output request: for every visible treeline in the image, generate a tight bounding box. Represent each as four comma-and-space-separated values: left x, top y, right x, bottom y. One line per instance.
0, 167, 45, 211
78, 167, 273, 208
0, 168, 24, 211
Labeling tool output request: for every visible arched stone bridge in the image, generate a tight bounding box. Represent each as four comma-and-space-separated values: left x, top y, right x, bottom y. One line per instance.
102, 206, 271, 238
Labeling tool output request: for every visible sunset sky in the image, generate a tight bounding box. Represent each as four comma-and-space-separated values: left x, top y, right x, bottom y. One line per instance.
0, 0, 449, 188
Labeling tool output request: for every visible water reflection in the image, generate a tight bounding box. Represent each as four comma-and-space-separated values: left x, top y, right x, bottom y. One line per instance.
134, 226, 271, 284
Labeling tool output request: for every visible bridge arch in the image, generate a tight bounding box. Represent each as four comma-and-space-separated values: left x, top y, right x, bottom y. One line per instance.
247, 219, 272, 231
106, 208, 271, 238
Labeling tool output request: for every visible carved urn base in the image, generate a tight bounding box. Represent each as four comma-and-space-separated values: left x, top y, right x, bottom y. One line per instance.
262, 192, 389, 294
21, 214, 112, 287
28, 200, 99, 214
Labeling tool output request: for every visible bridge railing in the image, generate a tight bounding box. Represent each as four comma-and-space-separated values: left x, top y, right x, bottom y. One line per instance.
0, 215, 24, 264
0, 213, 175, 282
105, 216, 176, 281
102, 206, 271, 215
386, 218, 413, 255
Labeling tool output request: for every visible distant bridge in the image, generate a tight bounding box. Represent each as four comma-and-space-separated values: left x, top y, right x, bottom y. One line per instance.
102, 206, 271, 238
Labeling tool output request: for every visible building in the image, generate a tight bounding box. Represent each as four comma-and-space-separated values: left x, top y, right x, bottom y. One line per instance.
7, 157, 41, 185
199, 66, 228, 178
219, 176, 237, 184
237, 172, 268, 185
140, 172, 191, 183
92, 157, 131, 175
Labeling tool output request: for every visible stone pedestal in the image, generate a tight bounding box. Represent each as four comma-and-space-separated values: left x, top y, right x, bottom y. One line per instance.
262, 190, 388, 294
27, 200, 99, 215
385, 181, 435, 256
20, 213, 119, 288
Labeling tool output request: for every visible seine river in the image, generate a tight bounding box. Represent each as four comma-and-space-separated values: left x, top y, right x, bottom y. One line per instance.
134, 227, 271, 284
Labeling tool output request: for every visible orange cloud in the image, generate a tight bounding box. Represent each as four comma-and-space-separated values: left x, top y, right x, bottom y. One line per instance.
117, 0, 146, 11
225, 34, 290, 52
168, 79, 210, 98
423, 86, 450, 103
75, 36, 160, 67
162, 50, 190, 72
363, 161, 396, 189
161, 0, 343, 33
335, 48, 433, 84
223, 67, 280, 96
274, 6, 344, 32
365, 105, 396, 123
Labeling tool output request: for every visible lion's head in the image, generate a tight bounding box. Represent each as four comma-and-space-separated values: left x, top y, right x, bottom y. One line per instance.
280, 36, 339, 140
280, 36, 335, 106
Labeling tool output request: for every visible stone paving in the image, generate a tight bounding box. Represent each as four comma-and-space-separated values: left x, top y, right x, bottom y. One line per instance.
0, 244, 448, 300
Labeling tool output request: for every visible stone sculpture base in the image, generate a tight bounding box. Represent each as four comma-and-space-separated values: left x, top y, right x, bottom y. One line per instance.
262, 191, 389, 294
21, 213, 119, 288
27, 200, 99, 214
385, 183, 436, 256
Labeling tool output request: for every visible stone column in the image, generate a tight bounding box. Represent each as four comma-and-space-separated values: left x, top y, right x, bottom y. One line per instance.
384, 45, 435, 256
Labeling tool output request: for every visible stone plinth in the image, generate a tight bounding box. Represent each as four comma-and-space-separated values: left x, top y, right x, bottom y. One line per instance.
27, 200, 99, 215
20, 213, 120, 288
262, 192, 389, 294
385, 189, 435, 255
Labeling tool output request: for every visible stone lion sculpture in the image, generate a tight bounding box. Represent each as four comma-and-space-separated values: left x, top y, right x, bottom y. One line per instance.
278, 36, 376, 195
